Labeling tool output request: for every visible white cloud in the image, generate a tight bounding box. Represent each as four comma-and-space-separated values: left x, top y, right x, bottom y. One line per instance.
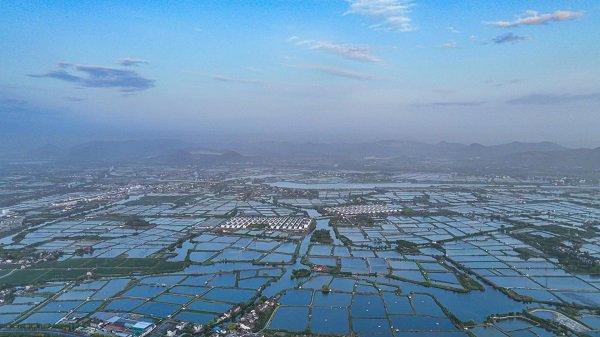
212, 75, 263, 84
345, 0, 415, 32
488, 10, 583, 28
291, 38, 381, 63
288, 64, 373, 80
119, 58, 148, 67
447, 26, 460, 34
441, 42, 457, 49
507, 92, 600, 105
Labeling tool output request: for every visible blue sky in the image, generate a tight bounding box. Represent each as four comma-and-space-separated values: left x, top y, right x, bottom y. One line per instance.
1, 1, 599, 146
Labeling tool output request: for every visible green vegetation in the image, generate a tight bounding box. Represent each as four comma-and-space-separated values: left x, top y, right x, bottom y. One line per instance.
291, 268, 311, 279
248, 222, 269, 229
502, 288, 534, 303
0, 247, 41, 260
321, 284, 331, 293
73, 247, 93, 257
559, 305, 579, 317
0, 258, 186, 286
457, 273, 484, 291
395, 240, 420, 254
0, 331, 66, 337
514, 247, 540, 260
352, 214, 374, 226
310, 229, 333, 245
515, 233, 600, 274
253, 304, 276, 332
123, 216, 153, 229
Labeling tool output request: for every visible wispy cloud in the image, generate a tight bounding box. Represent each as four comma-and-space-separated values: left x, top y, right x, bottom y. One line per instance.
0, 98, 28, 113
447, 26, 460, 34
507, 92, 600, 105
345, 0, 415, 32
243, 66, 262, 73
29, 63, 154, 92
290, 37, 381, 63
212, 75, 263, 84
288, 64, 373, 80
485, 79, 521, 87
119, 58, 148, 67
63, 96, 85, 102
412, 100, 486, 108
469, 35, 484, 45
488, 10, 583, 28
429, 101, 485, 107
492, 33, 529, 44
441, 42, 457, 49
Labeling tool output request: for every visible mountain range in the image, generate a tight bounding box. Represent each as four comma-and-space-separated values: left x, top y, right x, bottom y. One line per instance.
10, 139, 600, 176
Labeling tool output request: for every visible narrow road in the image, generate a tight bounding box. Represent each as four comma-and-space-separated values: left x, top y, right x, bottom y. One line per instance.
0, 328, 89, 337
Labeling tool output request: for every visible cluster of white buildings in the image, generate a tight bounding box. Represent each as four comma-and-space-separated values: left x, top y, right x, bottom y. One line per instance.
221, 216, 312, 231
324, 204, 402, 216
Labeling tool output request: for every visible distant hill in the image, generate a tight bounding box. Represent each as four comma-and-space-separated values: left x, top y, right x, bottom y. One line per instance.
226, 139, 598, 175
28, 143, 64, 159
65, 139, 193, 162
490, 147, 600, 173
148, 149, 248, 166
231, 139, 568, 161
59, 139, 249, 165
13, 138, 599, 175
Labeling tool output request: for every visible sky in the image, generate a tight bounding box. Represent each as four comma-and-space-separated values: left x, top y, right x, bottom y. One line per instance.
1, 0, 599, 147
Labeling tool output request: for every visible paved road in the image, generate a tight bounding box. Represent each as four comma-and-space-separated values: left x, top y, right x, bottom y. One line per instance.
0, 328, 89, 337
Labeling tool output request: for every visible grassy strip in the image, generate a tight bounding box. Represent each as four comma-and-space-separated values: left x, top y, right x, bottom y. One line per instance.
1, 258, 186, 286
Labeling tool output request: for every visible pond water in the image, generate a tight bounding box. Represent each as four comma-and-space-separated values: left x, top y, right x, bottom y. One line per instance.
21, 312, 65, 324
154, 293, 191, 305
309, 256, 337, 266
330, 278, 356, 292
39, 300, 83, 313
398, 280, 528, 322
124, 285, 166, 298
269, 306, 309, 332
203, 288, 256, 303
352, 317, 393, 336
170, 285, 211, 296
260, 252, 293, 263
310, 306, 350, 335
313, 291, 352, 307
351, 294, 386, 318
382, 294, 412, 314
175, 310, 216, 324
208, 273, 237, 287
188, 299, 232, 313
279, 289, 313, 306
238, 277, 270, 289
135, 301, 179, 318
0, 313, 19, 324
92, 278, 130, 299
105, 298, 144, 311
389, 315, 455, 332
